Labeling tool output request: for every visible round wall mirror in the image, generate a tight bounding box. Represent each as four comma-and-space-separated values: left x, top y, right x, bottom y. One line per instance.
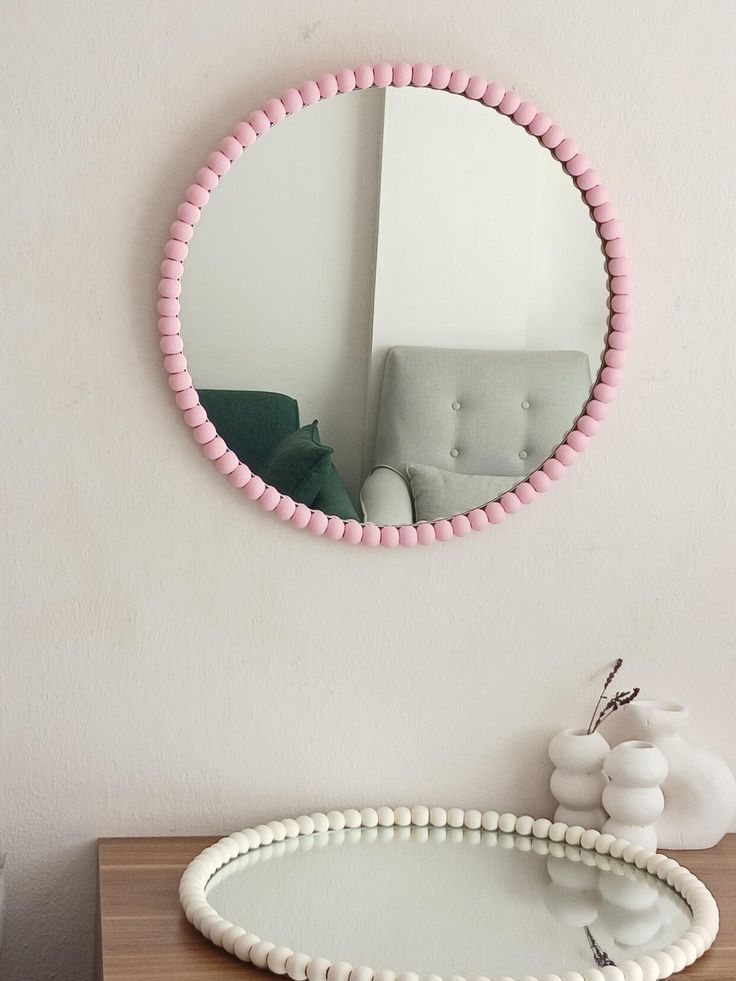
159, 64, 631, 545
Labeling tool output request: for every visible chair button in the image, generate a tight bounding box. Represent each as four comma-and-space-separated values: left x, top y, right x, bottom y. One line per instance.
521, 400, 530, 410
452, 401, 461, 410
518, 450, 528, 460
450, 448, 459, 458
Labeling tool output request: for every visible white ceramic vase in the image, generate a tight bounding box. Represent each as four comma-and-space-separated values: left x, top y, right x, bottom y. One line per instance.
548, 728, 610, 830
622, 700, 736, 849
602, 740, 668, 850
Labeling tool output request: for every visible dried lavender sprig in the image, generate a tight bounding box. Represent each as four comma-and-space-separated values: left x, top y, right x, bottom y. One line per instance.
586, 658, 623, 735
593, 686, 641, 732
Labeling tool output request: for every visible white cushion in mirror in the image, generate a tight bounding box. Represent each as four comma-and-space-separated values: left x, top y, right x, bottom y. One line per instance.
407, 464, 516, 522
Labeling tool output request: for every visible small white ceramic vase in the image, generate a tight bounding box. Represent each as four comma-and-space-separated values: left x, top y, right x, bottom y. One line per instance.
548, 727, 610, 830
622, 700, 736, 849
602, 740, 668, 850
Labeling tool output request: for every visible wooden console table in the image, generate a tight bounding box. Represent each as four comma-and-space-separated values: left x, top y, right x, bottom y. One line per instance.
96, 834, 735, 980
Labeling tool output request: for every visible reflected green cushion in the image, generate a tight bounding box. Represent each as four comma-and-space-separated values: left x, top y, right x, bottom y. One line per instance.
314, 465, 361, 522
261, 421, 333, 507
197, 390, 299, 474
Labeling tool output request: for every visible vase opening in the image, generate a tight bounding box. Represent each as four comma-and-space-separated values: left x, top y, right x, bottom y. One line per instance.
624, 740, 655, 750
635, 700, 686, 714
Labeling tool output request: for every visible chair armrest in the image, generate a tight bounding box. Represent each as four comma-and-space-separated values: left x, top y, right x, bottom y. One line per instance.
360, 467, 415, 526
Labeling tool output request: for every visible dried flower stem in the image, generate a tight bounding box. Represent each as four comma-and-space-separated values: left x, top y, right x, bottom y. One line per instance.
586, 658, 623, 735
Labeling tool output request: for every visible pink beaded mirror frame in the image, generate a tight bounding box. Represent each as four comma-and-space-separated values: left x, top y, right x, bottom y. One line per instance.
158, 62, 631, 547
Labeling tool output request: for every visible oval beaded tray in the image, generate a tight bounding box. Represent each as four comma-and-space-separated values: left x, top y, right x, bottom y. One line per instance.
180, 807, 719, 981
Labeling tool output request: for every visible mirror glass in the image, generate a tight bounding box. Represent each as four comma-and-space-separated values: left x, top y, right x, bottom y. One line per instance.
205, 828, 691, 978
180, 87, 608, 525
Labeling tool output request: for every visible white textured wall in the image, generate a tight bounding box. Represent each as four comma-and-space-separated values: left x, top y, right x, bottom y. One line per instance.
2, 2, 735, 979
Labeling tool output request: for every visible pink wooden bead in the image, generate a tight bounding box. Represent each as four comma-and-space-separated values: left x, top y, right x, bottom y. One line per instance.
207, 151, 231, 176
175, 388, 198, 410
398, 524, 418, 547
169, 220, 193, 243
203, 437, 227, 460
500, 492, 522, 514
513, 101, 537, 126
515, 482, 537, 505
220, 135, 243, 161
586, 399, 609, 421
177, 201, 200, 225
164, 238, 188, 261
468, 508, 489, 531
168, 371, 192, 392
193, 421, 216, 445
325, 516, 345, 541
485, 502, 506, 524
260, 485, 281, 511
343, 520, 363, 544
543, 458, 565, 480
244, 475, 266, 500
275, 496, 296, 521
482, 82, 505, 107
448, 69, 470, 93
299, 80, 321, 105
451, 514, 472, 537
586, 185, 609, 207
248, 110, 270, 134
308, 510, 329, 535
593, 383, 616, 403
434, 519, 453, 541
184, 404, 207, 427
601, 366, 623, 386
576, 415, 599, 436
158, 316, 180, 335
164, 353, 187, 373
158, 277, 181, 298
416, 522, 436, 545
264, 98, 286, 123
160, 258, 182, 279
186, 184, 209, 208
465, 76, 488, 100
593, 202, 617, 223
228, 464, 252, 488
611, 276, 632, 295
608, 256, 630, 276
335, 69, 356, 93
215, 450, 239, 475
529, 470, 551, 493
233, 122, 257, 147
372, 63, 393, 88
361, 523, 381, 547
605, 348, 628, 368
160, 334, 183, 355
605, 238, 627, 258
498, 91, 521, 115
555, 443, 578, 464
380, 525, 400, 548
554, 139, 579, 162
576, 169, 600, 191
316, 75, 338, 99
430, 65, 452, 89
411, 63, 433, 87
355, 65, 374, 89
281, 88, 303, 113
600, 219, 623, 241
528, 113, 552, 136
541, 125, 565, 148
611, 312, 632, 331
392, 63, 413, 87
158, 298, 179, 316
611, 294, 632, 314
196, 167, 218, 191
566, 154, 590, 177
567, 430, 589, 452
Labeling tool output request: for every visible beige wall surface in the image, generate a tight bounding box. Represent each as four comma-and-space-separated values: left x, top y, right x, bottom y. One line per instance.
2, 1, 735, 978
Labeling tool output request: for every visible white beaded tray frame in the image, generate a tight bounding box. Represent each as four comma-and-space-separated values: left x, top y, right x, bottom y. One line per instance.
158, 61, 632, 547
180, 806, 719, 981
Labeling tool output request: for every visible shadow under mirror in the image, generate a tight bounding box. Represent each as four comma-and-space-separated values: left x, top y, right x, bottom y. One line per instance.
180, 87, 608, 525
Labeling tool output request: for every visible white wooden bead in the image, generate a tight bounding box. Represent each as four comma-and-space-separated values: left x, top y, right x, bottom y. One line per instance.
234, 931, 260, 961
599, 968, 625, 981
307, 958, 332, 981
360, 807, 378, 827
373, 971, 396, 981
296, 815, 315, 836
622, 843, 644, 864
481, 810, 499, 830
268, 821, 287, 841
635, 958, 659, 981
532, 818, 552, 839
616, 962, 643, 981
286, 952, 312, 980
250, 940, 276, 968
243, 828, 261, 849
652, 951, 675, 977
662, 945, 687, 972
221, 925, 246, 954
430, 807, 447, 827
397, 974, 419, 981
447, 807, 465, 828
411, 805, 429, 826
549, 821, 568, 842
343, 809, 361, 828
561, 973, 585, 981
594, 833, 616, 854
311, 812, 330, 833
498, 812, 517, 833
199, 914, 223, 939
464, 809, 482, 829
580, 829, 600, 850
229, 831, 250, 853
377, 806, 395, 826
564, 825, 584, 845
269, 946, 295, 974
515, 815, 534, 835
394, 806, 412, 826
327, 960, 352, 981
351, 967, 374, 981
209, 918, 234, 947
327, 810, 346, 830
255, 824, 275, 845
282, 818, 300, 838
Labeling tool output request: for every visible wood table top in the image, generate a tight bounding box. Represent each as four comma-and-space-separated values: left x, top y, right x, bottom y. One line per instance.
96, 834, 736, 980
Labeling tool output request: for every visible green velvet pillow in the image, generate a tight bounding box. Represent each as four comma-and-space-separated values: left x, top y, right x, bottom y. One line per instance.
313, 464, 361, 521
260, 421, 333, 507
